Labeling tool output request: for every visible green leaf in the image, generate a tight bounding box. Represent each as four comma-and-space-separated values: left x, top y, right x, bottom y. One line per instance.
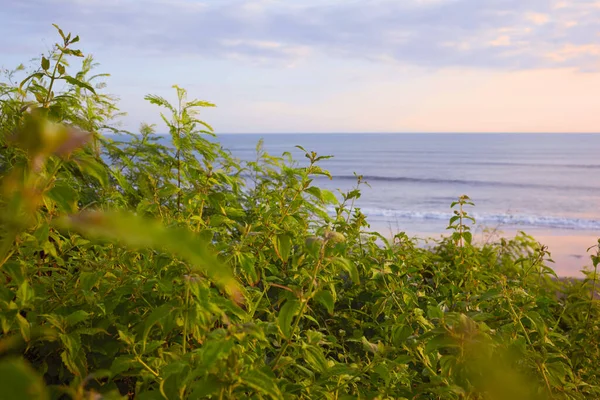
333, 257, 359, 284
0, 358, 49, 400
305, 186, 323, 202
17, 281, 34, 309
200, 338, 234, 370
463, 231, 473, 245
65, 310, 89, 327
320, 189, 338, 204
54, 211, 243, 303
188, 376, 223, 398
273, 234, 292, 262
238, 253, 258, 283
73, 153, 109, 186
142, 304, 172, 350
425, 334, 458, 354
239, 370, 282, 400
16, 314, 31, 342
110, 355, 137, 375
46, 180, 79, 213
19, 72, 45, 90
41, 57, 50, 71
63, 75, 96, 94
53, 23, 66, 40
313, 290, 335, 314
277, 299, 300, 339
303, 345, 329, 373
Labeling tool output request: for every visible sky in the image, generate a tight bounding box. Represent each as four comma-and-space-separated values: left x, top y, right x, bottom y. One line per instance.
1, 0, 600, 133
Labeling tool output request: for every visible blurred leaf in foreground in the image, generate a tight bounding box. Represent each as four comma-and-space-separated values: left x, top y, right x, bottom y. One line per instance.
55, 211, 244, 303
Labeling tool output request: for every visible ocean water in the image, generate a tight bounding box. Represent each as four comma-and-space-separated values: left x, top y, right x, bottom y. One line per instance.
217, 133, 600, 238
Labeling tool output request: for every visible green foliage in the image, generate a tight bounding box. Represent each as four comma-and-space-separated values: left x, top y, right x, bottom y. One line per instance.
1, 26, 600, 400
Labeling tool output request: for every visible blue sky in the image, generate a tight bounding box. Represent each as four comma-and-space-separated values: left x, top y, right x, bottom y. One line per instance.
2, 0, 600, 133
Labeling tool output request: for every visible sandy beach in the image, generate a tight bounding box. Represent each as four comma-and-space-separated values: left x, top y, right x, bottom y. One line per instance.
375, 223, 598, 278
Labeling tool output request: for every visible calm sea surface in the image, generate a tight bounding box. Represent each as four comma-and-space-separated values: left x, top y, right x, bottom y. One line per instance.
217, 133, 600, 237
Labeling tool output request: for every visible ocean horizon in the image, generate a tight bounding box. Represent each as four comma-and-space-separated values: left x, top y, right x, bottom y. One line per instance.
212, 132, 600, 276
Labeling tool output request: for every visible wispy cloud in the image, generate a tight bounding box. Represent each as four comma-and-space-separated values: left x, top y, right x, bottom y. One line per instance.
2, 0, 600, 70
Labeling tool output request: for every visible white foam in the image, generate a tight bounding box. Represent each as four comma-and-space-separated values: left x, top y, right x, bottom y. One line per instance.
327, 206, 600, 230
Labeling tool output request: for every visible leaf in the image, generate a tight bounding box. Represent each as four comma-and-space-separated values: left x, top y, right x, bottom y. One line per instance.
110, 355, 137, 375
54, 211, 243, 303
320, 189, 338, 204
19, 72, 44, 90
16, 314, 31, 342
425, 334, 458, 354
303, 345, 329, 373
277, 299, 300, 339
313, 290, 334, 314
333, 257, 359, 284
0, 358, 49, 400
41, 57, 50, 71
17, 281, 34, 308
272, 234, 292, 262
463, 231, 473, 245
65, 310, 89, 327
305, 186, 323, 202
73, 153, 109, 186
46, 180, 79, 213
53, 23, 66, 40
200, 338, 234, 370
63, 75, 96, 94
144, 94, 176, 113
188, 376, 223, 398
239, 370, 282, 400
142, 304, 172, 350
238, 253, 258, 283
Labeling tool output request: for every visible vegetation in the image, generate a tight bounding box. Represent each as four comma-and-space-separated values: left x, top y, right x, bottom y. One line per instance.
1, 26, 599, 400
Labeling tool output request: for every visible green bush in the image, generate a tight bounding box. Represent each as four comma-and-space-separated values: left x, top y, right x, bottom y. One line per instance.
1, 26, 599, 400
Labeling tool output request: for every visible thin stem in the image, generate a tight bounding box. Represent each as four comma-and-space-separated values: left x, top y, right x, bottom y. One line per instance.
586, 259, 598, 328
135, 356, 161, 379
44, 50, 65, 107
272, 243, 325, 370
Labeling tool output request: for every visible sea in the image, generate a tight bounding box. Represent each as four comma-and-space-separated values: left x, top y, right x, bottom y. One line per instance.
215, 133, 600, 276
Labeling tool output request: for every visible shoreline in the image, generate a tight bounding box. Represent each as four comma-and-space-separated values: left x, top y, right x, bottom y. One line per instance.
372, 222, 598, 278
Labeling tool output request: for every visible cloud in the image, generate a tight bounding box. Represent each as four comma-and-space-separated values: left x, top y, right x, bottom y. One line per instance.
1, 0, 600, 70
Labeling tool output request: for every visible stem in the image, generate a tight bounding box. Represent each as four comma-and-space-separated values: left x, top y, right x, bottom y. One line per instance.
272, 243, 325, 370
503, 284, 532, 346
44, 50, 65, 107
183, 282, 189, 354
586, 261, 598, 328
135, 356, 161, 379
176, 95, 183, 213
